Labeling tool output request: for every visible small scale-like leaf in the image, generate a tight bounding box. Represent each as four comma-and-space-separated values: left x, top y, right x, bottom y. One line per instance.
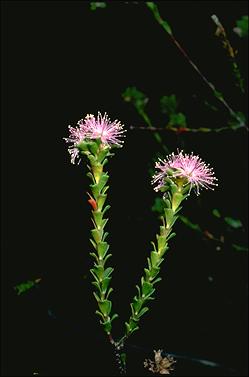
90, 239, 97, 250
149, 266, 160, 279
93, 291, 101, 302
133, 298, 143, 314
95, 310, 105, 320
102, 232, 109, 241
97, 194, 107, 211
172, 192, 183, 212
150, 251, 159, 267
102, 205, 111, 216
97, 173, 109, 192
166, 232, 176, 241
103, 267, 113, 278
157, 235, 167, 252
137, 306, 149, 318
125, 321, 139, 335
91, 229, 102, 243
165, 208, 174, 226
101, 277, 111, 294
91, 265, 104, 280
110, 313, 118, 322
152, 277, 162, 285
93, 211, 103, 227
90, 183, 100, 199
102, 319, 112, 334
98, 299, 112, 316
106, 287, 113, 299
142, 281, 154, 297
144, 268, 150, 281
98, 241, 109, 259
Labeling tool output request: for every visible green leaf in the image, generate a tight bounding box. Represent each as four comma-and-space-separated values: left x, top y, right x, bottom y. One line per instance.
166, 232, 176, 241
92, 265, 104, 279
95, 310, 105, 320
97, 173, 109, 192
111, 313, 119, 322
150, 251, 159, 266
93, 291, 101, 302
102, 205, 111, 216
157, 235, 167, 252
137, 306, 149, 318
87, 141, 99, 155
101, 277, 111, 294
93, 211, 103, 227
90, 183, 100, 199
152, 277, 162, 285
126, 320, 139, 333
91, 228, 102, 243
149, 266, 160, 279
106, 287, 113, 299
224, 217, 242, 229
98, 300, 112, 316
133, 298, 143, 314
142, 281, 154, 297
97, 241, 109, 259
102, 319, 112, 334
172, 192, 183, 211
144, 268, 150, 281
164, 208, 174, 226
97, 194, 107, 211
102, 232, 109, 241
103, 267, 113, 278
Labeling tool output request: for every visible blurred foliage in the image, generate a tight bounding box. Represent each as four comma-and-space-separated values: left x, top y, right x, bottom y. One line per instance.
233, 15, 248, 38
212, 14, 245, 93
160, 95, 187, 128
90, 2, 106, 11
14, 278, 41, 295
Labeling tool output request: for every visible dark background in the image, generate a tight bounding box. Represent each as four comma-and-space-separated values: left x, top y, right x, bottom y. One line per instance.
1, 1, 248, 376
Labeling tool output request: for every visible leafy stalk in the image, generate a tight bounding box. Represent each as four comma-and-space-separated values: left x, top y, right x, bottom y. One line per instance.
79, 139, 118, 335
122, 181, 187, 342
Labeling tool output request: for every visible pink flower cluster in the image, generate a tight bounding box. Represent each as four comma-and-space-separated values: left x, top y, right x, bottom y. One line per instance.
64, 112, 125, 164
152, 150, 218, 195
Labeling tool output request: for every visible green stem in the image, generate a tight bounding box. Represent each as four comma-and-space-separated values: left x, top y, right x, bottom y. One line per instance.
123, 187, 184, 340
83, 141, 118, 336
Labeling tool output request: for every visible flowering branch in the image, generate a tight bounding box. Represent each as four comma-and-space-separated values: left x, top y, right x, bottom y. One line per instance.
121, 151, 218, 344
64, 112, 125, 339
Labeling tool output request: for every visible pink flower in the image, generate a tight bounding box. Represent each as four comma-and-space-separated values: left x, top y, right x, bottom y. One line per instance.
64, 112, 126, 164
152, 150, 218, 195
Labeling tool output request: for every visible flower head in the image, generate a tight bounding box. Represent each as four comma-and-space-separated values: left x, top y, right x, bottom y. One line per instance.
64, 112, 126, 164
152, 150, 218, 195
